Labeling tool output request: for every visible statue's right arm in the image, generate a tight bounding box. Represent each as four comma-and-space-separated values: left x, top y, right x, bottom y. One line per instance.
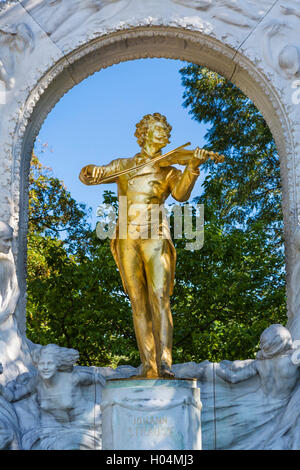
79, 158, 125, 185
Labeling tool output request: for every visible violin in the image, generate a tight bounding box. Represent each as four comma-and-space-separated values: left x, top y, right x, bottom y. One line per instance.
157, 142, 225, 167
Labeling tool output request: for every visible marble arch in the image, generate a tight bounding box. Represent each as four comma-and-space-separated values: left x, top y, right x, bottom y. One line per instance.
0, 0, 300, 337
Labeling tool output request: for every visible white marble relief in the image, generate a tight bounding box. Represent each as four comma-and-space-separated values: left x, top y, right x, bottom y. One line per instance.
0, 22, 34, 91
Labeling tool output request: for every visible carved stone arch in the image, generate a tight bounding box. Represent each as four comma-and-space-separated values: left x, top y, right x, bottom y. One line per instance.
0, 1, 299, 336
12, 27, 294, 333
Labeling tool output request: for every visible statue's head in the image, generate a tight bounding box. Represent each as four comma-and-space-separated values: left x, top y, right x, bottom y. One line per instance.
0, 222, 13, 255
32, 344, 79, 380
135, 113, 172, 152
257, 324, 292, 359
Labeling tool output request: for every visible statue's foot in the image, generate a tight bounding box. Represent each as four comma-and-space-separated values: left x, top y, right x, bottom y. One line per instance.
130, 366, 159, 379
159, 363, 175, 379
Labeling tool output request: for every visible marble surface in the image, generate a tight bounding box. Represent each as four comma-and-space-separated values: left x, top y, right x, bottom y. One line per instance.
1, 1, 300, 449
1, 323, 300, 449
101, 378, 202, 450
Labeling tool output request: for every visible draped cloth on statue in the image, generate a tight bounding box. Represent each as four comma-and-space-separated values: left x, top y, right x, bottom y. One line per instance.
265, 383, 300, 450
218, 388, 289, 450
0, 395, 20, 449
21, 425, 102, 450
0, 254, 19, 319
209, 373, 291, 450
0, 254, 31, 384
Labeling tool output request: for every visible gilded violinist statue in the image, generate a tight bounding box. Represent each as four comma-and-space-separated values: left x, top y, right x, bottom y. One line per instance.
79, 113, 224, 378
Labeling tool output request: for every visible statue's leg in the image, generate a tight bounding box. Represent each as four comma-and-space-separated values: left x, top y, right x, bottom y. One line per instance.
142, 239, 174, 377
115, 238, 158, 377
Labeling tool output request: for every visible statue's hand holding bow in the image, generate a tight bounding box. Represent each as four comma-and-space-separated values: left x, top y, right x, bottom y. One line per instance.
79, 164, 102, 185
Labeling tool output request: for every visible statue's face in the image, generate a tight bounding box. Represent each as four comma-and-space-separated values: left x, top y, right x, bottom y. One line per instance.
37, 351, 58, 380
145, 121, 169, 151
0, 230, 12, 255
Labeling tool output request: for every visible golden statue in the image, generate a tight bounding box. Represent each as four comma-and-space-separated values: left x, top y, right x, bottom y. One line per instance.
79, 113, 224, 378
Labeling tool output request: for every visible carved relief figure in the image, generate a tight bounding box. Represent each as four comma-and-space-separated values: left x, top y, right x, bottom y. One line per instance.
263, 21, 300, 79
0, 222, 31, 384
217, 324, 299, 399
172, 0, 272, 27
23, 0, 129, 42
2, 344, 105, 450
0, 23, 34, 91
216, 324, 300, 449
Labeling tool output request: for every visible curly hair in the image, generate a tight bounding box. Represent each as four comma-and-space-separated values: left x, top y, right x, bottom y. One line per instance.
135, 113, 172, 148
32, 344, 79, 372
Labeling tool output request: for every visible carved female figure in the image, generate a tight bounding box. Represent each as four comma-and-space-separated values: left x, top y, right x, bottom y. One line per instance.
0, 221, 31, 384
216, 324, 300, 449
3, 344, 105, 450
217, 324, 299, 398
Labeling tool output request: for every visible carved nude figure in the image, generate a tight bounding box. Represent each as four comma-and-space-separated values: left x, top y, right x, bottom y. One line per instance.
215, 324, 300, 449
216, 324, 300, 400
1, 344, 105, 450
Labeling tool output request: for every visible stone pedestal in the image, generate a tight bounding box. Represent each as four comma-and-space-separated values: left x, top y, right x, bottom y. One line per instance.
101, 378, 202, 450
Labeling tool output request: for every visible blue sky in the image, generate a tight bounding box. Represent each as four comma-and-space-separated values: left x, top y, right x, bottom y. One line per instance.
36, 58, 208, 226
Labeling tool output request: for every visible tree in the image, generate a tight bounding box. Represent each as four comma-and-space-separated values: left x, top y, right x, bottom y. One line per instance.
170, 64, 286, 361
27, 155, 138, 367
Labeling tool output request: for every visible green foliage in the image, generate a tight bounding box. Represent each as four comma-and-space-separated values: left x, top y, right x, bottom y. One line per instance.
27, 157, 137, 367
27, 65, 286, 365
172, 64, 286, 361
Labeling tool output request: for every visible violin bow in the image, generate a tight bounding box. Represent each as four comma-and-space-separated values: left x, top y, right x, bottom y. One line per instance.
98, 142, 191, 184
96, 142, 224, 184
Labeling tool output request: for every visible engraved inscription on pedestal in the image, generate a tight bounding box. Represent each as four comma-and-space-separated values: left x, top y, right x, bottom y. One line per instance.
101, 379, 202, 450
130, 415, 174, 439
